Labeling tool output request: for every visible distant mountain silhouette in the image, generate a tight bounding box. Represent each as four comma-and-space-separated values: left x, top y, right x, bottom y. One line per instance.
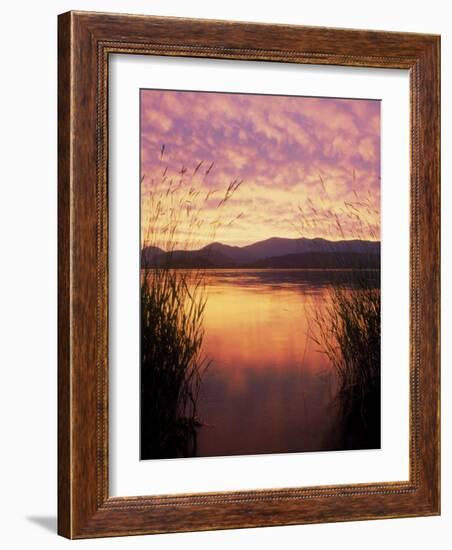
141, 237, 380, 269
141, 245, 164, 266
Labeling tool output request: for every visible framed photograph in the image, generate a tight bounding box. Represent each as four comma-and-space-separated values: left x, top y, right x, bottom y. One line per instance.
58, 11, 440, 538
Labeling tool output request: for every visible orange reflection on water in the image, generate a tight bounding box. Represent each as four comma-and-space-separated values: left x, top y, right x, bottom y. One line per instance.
196, 269, 340, 457
204, 280, 326, 375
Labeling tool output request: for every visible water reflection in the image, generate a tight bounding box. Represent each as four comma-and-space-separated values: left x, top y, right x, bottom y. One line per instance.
195, 269, 377, 457
202, 268, 380, 292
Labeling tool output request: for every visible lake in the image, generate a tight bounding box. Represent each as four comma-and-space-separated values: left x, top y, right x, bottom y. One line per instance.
194, 268, 378, 458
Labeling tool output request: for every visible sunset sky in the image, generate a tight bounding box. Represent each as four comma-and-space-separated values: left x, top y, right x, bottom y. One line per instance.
140, 89, 380, 249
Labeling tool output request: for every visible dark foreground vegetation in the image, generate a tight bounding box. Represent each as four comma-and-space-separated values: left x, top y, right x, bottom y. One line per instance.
140, 268, 208, 459
311, 276, 381, 449
140, 147, 242, 459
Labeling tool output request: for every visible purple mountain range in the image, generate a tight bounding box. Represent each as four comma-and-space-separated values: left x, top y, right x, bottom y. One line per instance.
141, 237, 380, 269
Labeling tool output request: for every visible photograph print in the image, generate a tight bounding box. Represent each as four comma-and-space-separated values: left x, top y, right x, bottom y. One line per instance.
140, 89, 381, 460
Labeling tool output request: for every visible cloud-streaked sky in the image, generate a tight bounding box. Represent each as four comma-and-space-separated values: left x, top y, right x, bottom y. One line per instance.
140, 89, 380, 249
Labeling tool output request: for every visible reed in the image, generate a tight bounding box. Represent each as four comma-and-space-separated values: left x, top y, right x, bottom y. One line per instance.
140, 268, 208, 458
299, 174, 381, 449
310, 278, 381, 449
140, 145, 242, 459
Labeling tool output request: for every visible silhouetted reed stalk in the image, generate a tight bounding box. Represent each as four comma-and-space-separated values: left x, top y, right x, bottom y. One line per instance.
141, 269, 208, 458
140, 145, 243, 459
310, 281, 381, 448
298, 173, 381, 449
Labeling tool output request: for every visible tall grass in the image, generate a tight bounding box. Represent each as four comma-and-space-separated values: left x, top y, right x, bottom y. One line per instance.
141, 269, 208, 458
310, 279, 381, 449
140, 145, 242, 459
298, 174, 381, 449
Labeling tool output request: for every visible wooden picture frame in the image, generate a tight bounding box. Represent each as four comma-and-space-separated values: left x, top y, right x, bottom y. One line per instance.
58, 10, 440, 539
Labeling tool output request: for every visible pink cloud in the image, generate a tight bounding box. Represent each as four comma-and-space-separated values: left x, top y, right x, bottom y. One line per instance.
140, 89, 380, 247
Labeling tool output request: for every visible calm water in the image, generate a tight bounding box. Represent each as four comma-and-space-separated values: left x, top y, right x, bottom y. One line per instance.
195, 269, 373, 458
